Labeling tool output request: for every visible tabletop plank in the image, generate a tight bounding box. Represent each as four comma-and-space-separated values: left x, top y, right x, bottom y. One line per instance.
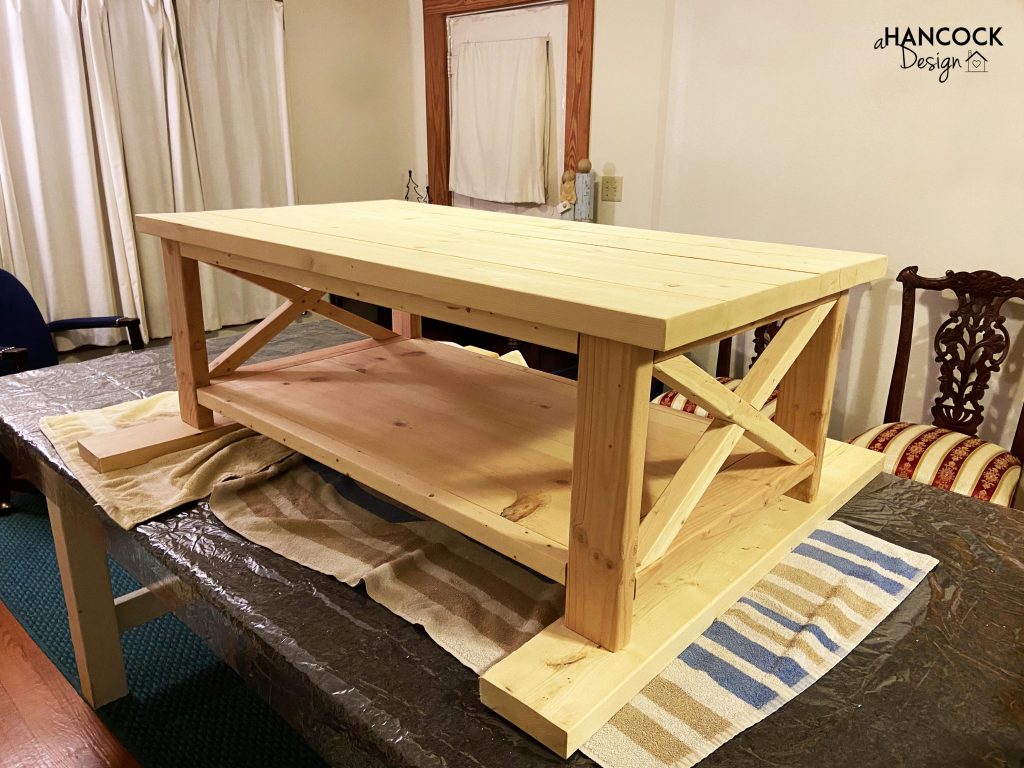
138, 201, 885, 351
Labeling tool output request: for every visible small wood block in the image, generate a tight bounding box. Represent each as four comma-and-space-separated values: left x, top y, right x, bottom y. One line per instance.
480, 440, 882, 757
77, 414, 242, 473
392, 309, 422, 338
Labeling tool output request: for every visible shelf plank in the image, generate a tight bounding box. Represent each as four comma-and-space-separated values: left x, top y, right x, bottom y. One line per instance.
196, 338, 792, 563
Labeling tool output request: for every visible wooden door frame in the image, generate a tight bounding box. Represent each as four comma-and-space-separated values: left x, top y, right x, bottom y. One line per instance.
422, 0, 595, 206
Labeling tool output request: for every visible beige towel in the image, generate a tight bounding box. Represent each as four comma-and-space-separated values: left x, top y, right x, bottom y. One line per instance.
39, 391, 294, 529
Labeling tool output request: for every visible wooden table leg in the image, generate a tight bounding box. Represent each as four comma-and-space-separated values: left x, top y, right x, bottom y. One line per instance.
564, 335, 653, 651
162, 239, 213, 429
391, 310, 422, 338
47, 497, 128, 707
775, 292, 849, 502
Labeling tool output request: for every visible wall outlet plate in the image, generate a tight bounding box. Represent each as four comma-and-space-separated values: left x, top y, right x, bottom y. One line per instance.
601, 175, 623, 202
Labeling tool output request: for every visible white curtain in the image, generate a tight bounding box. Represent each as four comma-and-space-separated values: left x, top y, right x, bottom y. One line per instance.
0, 0, 292, 343
449, 38, 550, 205
174, 0, 294, 333
0, 0, 145, 348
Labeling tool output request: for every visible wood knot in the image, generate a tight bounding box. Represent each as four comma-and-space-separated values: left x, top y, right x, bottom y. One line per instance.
546, 651, 588, 669
501, 493, 547, 522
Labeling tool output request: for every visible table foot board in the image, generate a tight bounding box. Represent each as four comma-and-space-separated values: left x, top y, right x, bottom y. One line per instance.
78, 415, 243, 473
481, 441, 883, 758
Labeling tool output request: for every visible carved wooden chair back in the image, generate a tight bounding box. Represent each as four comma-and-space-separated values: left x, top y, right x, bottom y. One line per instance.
715, 322, 783, 378
884, 266, 1024, 463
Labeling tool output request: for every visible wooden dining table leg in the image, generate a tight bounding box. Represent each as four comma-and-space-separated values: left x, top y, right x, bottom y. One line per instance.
162, 239, 213, 429
47, 496, 128, 707
775, 292, 849, 502
564, 335, 653, 651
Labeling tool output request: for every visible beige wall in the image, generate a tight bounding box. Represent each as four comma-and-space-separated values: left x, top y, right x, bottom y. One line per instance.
393, 0, 1024, 449
284, 0, 419, 204
650, 0, 1024, 449
560, 0, 1024, 449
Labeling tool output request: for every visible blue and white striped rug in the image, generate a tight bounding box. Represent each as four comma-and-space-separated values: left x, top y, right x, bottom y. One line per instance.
209, 461, 938, 768
584, 521, 937, 767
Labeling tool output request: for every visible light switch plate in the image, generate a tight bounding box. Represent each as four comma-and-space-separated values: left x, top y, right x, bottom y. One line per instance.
601, 175, 623, 202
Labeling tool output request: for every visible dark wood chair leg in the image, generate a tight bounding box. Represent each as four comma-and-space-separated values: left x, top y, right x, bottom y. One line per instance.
0, 454, 12, 513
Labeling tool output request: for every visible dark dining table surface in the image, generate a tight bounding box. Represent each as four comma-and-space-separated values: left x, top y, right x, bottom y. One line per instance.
0, 321, 1021, 768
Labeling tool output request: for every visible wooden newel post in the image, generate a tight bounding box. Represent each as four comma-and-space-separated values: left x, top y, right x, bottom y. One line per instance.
162, 239, 214, 429
775, 292, 849, 502
565, 336, 653, 651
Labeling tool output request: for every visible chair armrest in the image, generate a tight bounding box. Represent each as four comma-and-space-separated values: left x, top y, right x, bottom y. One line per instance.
47, 316, 145, 351
0, 346, 29, 373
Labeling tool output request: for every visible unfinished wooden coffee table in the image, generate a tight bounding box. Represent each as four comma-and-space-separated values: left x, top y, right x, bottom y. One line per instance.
89, 200, 886, 756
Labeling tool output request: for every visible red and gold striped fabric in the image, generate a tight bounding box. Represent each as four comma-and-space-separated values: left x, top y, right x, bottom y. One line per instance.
849, 422, 1021, 507
652, 377, 779, 419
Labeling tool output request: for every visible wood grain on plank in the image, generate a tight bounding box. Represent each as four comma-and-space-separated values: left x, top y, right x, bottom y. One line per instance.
391, 310, 423, 338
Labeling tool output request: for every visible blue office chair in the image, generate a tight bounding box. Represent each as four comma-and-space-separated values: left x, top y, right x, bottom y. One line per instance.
0, 268, 145, 508
0, 268, 144, 374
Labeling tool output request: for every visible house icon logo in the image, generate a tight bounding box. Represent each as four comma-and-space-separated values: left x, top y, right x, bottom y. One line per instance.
966, 50, 988, 72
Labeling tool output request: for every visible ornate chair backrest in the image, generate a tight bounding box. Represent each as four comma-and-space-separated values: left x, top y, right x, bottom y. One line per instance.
884, 266, 1024, 462
715, 321, 783, 378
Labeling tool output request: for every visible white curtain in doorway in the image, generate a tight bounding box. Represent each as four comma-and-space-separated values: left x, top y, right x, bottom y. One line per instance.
449, 37, 550, 204
0, 0, 292, 344
0, 0, 145, 349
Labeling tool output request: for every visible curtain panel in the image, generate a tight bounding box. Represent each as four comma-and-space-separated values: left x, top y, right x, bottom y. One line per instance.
0, 0, 293, 344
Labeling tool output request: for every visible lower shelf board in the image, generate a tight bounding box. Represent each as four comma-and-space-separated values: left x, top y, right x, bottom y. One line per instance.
196, 336, 810, 583
480, 440, 882, 757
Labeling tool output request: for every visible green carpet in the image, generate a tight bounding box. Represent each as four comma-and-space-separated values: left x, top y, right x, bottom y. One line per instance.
0, 492, 328, 768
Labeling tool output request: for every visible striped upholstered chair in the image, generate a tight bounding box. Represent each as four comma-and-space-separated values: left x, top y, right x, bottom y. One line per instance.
849, 267, 1023, 508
